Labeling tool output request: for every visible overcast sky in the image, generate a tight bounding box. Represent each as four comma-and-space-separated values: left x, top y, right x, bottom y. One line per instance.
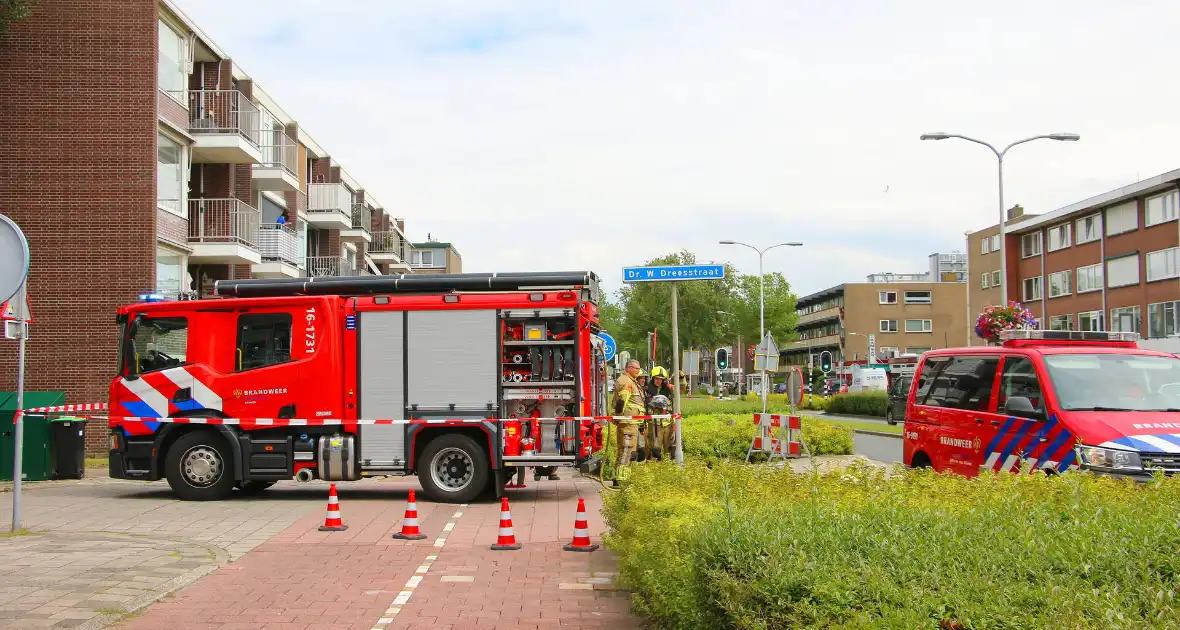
177, 0, 1180, 298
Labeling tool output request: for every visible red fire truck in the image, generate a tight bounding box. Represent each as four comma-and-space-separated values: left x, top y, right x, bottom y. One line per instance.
107, 272, 610, 503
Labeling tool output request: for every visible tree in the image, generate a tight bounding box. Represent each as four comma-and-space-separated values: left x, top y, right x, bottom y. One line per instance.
730, 272, 798, 348
0, 0, 35, 36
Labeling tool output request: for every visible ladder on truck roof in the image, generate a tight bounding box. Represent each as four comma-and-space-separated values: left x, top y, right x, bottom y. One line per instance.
214, 271, 602, 301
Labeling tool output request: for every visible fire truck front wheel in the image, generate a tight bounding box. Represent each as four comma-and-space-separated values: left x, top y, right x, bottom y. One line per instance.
419, 434, 490, 504
165, 431, 236, 501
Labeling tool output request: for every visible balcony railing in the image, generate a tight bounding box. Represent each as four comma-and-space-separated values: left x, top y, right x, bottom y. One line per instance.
187, 90, 261, 146
306, 256, 359, 278
306, 183, 352, 215
257, 129, 297, 176
350, 203, 372, 232
257, 223, 299, 266
188, 198, 259, 247
369, 231, 407, 260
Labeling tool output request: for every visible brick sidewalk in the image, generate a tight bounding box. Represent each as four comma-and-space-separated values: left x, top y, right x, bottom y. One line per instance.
120, 475, 641, 630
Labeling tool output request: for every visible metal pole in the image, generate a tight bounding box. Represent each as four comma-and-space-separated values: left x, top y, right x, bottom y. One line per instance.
964, 231, 972, 346
758, 250, 767, 414
671, 284, 683, 466
10, 283, 27, 532
997, 154, 1007, 303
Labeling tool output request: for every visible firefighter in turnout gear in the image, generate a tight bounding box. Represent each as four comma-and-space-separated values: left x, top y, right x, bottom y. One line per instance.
612, 359, 645, 481
645, 366, 675, 460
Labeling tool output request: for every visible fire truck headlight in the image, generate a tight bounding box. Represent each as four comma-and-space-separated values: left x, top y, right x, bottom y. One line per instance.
1076, 445, 1143, 472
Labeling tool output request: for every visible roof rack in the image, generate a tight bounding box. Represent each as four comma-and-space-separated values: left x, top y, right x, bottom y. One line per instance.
213, 271, 602, 300
999, 329, 1140, 343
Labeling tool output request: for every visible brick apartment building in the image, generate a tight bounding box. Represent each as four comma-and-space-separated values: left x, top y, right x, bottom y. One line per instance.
783, 257, 969, 368
967, 169, 1180, 338
0, 0, 457, 452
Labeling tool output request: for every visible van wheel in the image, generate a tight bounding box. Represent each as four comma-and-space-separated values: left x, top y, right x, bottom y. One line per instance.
166, 431, 235, 501
885, 409, 897, 425
419, 434, 489, 504
909, 452, 933, 469
237, 480, 276, 494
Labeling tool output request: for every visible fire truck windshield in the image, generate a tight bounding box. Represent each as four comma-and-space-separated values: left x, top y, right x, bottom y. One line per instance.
1043, 353, 1180, 412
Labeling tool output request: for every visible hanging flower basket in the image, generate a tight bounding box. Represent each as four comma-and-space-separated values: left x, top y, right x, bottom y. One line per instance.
975, 302, 1039, 344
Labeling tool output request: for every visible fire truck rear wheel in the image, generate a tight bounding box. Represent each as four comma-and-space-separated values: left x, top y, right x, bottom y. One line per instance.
419, 434, 489, 504
165, 431, 235, 501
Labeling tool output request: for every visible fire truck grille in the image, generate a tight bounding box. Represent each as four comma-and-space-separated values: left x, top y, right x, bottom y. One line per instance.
1140, 454, 1180, 474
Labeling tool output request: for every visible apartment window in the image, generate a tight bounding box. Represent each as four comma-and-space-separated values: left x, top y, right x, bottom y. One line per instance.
980, 238, 990, 255
1023, 277, 1042, 301
1047, 270, 1071, 298
991, 270, 1000, 287
879, 291, 897, 305
905, 347, 931, 355
411, 250, 435, 266
904, 319, 933, 333
1110, 306, 1141, 334
1146, 247, 1179, 282
1106, 254, 1140, 288
981, 272, 990, 289
1021, 232, 1042, 258
1076, 263, 1103, 293
903, 290, 932, 305
157, 133, 184, 215
1046, 223, 1071, 252
155, 246, 184, 298
1145, 190, 1179, 227
1049, 314, 1073, 331
1078, 310, 1104, 332
879, 320, 898, 333
158, 20, 187, 98
1076, 213, 1102, 244
990, 235, 1000, 252
1105, 201, 1138, 236
1148, 301, 1179, 338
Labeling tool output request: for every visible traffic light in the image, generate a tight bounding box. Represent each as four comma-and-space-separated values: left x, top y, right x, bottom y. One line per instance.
819, 350, 833, 373
716, 347, 729, 370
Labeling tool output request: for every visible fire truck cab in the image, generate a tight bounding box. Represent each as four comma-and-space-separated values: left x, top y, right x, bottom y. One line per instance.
903, 330, 1180, 479
108, 272, 610, 503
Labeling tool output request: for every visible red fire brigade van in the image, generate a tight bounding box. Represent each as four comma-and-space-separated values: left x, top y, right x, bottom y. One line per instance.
108, 272, 610, 503
903, 330, 1180, 479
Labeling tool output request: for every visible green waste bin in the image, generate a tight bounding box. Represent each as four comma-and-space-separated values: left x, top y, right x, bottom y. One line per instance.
50, 417, 88, 480
0, 391, 65, 482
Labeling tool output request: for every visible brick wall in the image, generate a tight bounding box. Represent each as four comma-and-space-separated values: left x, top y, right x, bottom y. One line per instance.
157, 90, 188, 131
156, 208, 189, 248
0, 0, 158, 454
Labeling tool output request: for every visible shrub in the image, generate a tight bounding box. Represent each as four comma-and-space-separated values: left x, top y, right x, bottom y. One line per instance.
603, 462, 1180, 629
825, 391, 888, 417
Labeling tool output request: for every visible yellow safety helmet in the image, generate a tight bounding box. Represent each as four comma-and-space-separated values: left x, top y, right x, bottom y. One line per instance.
651, 366, 668, 378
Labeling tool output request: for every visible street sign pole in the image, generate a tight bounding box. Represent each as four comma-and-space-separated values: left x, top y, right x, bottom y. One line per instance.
1, 214, 31, 533
11, 282, 27, 532
670, 284, 682, 465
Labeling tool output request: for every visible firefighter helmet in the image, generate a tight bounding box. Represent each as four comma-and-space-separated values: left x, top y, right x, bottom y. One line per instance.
651, 366, 668, 378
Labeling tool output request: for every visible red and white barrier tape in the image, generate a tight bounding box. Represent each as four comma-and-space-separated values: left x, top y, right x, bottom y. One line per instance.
20, 403, 108, 414
101, 414, 679, 428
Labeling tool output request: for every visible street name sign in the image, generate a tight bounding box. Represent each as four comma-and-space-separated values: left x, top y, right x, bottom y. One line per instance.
622, 264, 725, 283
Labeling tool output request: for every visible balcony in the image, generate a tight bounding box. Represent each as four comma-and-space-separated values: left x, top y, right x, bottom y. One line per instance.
340, 203, 372, 244
187, 198, 261, 265
798, 305, 842, 327
188, 90, 262, 164
306, 256, 359, 278
253, 131, 299, 192
368, 230, 407, 263
305, 183, 353, 230
782, 333, 841, 352
252, 223, 301, 278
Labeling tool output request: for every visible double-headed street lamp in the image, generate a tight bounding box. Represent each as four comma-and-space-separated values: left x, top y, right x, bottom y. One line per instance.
719, 240, 803, 413
920, 132, 1080, 302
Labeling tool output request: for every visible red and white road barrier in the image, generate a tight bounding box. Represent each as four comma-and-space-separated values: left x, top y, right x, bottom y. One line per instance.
99, 414, 678, 428
747, 413, 805, 461
19, 403, 108, 414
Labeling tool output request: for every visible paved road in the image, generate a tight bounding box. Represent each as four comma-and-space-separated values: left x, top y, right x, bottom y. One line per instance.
814, 411, 890, 425
854, 432, 903, 464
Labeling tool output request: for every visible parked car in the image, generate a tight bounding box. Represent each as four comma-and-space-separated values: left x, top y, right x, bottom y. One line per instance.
885, 375, 910, 425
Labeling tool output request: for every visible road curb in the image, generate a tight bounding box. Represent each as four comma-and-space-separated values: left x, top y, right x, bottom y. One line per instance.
852, 429, 902, 439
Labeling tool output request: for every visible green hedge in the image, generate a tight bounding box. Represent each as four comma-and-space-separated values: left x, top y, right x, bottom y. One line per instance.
603, 462, 1180, 629
825, 391, 888, 417
680, 393, 828, 417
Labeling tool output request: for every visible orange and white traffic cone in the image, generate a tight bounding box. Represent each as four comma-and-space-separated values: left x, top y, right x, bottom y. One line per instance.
563, 497, 598, 552
490, 496, 522, 551
391, 489, 427, 540
318, 483, 348, 532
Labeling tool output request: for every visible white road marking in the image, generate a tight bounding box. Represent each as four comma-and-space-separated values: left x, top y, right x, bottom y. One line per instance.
370, 503, 467, 629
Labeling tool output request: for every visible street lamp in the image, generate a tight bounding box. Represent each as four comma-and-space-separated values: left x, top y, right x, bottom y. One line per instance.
719, 240, 804, 413
920, 132, 1080, 301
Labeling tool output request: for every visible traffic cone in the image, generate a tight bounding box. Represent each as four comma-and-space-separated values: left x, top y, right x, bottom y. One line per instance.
490, 496, 522, 551
318, 483, 348, 532
391, 489, 427, 540
563, 497, 599, 552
